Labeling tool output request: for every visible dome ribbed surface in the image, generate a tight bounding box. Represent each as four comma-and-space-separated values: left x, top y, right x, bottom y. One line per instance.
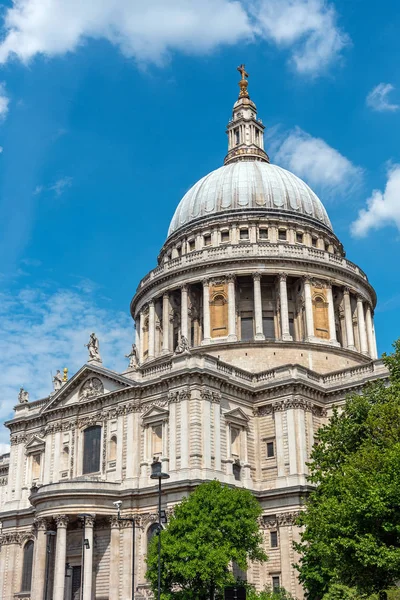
168, 161, 332, 236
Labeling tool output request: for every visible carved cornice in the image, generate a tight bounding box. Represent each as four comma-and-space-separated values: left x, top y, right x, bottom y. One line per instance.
261, 511, 302, 529
0, 530, 34, 546
200, 389, 222, 403
168, 389, 191, 403
254, 399, 327, 417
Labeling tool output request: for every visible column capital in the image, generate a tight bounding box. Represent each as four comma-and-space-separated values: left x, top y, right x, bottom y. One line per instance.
79, 514, 95, 527
109, 515, 120, 529
181, 283, 188, 292
55, 514, 69, 529
148, 299, 155, 308
202, 277, 210, 287
356, 294, 365, 303
34, 516, 49, 531
302, 275, 312, 286
252, 272, 261, 282
343, 286, 351, 295
278, 272, 287, 281
227, 273, 236, 283
163, 291, 169, 300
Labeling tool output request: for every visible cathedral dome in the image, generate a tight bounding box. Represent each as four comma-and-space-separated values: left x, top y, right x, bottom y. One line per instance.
168, 161, 333, 237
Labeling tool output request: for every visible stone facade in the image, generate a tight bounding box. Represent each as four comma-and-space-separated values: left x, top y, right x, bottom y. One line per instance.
0, 73, 387, 600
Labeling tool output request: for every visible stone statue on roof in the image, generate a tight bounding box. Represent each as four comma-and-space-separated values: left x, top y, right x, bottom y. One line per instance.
85, 332, 102, 363
18, 387, 29, 404
125, 344, 139, 370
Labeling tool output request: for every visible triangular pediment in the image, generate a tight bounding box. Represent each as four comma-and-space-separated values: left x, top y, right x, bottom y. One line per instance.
41, 364, 136, 414
224, 407, 250, 426
25, 435, 45, 454
142, 405, 169, 425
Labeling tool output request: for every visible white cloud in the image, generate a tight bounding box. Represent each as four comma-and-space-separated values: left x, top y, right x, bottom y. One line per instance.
273, 126, 362, 195
0, 283, 134, 445
251, 0, 348, 74
0, 0, 347, 75
0, 82, 9, 121
366, 83, 399, 113
0, 146, 3, 153
351, 165, 400, 237
34, 176, 72, 197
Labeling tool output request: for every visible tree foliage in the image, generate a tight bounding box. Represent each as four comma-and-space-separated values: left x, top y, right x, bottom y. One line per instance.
146, 480, 267, 600
246, 585, 296, 600
295, 340, 400, 598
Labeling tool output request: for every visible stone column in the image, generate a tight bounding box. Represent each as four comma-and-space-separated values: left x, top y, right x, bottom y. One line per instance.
32, 517, 48, 599
121, 522, 133, 600
279, 273, 292, 341
148, 300, 156, 359
181, 284, 189, 340
135, 318, 140, 364
162, 293, 170, 354
109, 517, 120, 600
202, 279, 211, 344
227, 275, 237, 341
343, 288, 356, 350
53, 515, 69, 600
83, 515, 94, 600
357, 296, 369, 355
180, 391, 190, 471
214, 399, 221, 471
253, 273, 265, 340
326, 282, 338, 344
303, 277, 315, 342
139, 310, 144, 363
365, 305, 378, 359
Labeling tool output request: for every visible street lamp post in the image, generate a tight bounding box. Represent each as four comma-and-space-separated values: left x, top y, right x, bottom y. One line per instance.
113, 501, 136, 600
43, 530, 56, 600
150, 458, 170, 600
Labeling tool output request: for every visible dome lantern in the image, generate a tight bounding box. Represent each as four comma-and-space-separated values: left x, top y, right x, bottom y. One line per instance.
224, 65, 270, 166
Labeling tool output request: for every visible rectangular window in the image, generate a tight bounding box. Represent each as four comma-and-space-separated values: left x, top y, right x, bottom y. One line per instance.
241, 316, 254, 341
262, 316, 275, 339
270, 531, 278, 548
259, 228, 268, 240
83, 425, 101, 474
289, 316, 295, 339
235, 129, 240, 145
272, 576, 280, 591
266, 441, 275, 458
231, 426, 241, 456
32, 454, 41, 480
239, 228, 249, 240
296, 232, 303, 243
152, 425, 163, 455
204, 234, 212, 247
221, 230, 230, 243
278, 229, 287, 241
188, 239, 195, 252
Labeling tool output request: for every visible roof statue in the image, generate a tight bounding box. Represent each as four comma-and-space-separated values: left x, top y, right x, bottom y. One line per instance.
125, 343, 139, 370
18, 387, 29, 404
237, 63, 249, 98
52, 369, 63, 392
85, 332, 102, 363
63, 367, 68, 382
175, 335, 190, 354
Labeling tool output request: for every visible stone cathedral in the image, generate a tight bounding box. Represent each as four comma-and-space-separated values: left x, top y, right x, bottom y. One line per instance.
0, 68, 388, 600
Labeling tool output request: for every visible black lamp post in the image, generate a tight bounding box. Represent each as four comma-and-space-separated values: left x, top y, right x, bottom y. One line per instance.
113, 501, 136, 600
150, 458, 170, 600
43, 530, 56, 600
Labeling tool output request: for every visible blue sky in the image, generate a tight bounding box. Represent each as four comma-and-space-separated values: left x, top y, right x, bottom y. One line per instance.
0, 0, 399, 446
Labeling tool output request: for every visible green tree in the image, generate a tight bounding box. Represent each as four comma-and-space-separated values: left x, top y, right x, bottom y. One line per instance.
146, 480, 267, 600
246, 585, 296, 600
295, 340, 400, 599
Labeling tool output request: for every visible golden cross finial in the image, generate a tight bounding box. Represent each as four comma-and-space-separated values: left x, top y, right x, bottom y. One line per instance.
237, 64, 249, 98
63, 367, 68, 382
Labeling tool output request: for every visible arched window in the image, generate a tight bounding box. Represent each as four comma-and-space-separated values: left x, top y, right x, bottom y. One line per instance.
109, 436, 117, 462
83, 425, 101, 474
21, 540, 34, 591
147, 523, 160, 551
210, 294, 228, 338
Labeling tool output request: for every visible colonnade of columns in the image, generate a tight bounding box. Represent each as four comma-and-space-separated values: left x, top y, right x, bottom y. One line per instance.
135, 274, 378, 361
33, 514, 96, 600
